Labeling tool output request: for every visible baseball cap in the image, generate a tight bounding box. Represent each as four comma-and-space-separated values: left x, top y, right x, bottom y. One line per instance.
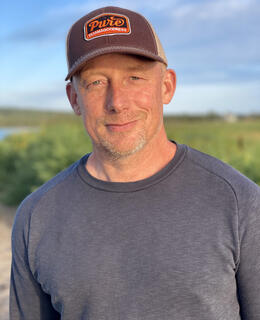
65, 6, 168, 80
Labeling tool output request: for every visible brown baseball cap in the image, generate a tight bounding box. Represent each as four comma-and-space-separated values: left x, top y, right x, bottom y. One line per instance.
65, 6, 168, 80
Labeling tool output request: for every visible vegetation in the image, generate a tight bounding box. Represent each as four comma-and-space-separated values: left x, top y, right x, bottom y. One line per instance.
0, 108, 259, 205
165, 117, 260, 186
0, 108, 78, 127
0, 123, 92, 205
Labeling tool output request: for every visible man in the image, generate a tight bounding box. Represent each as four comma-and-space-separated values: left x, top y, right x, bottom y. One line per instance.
10, 6, 260, 320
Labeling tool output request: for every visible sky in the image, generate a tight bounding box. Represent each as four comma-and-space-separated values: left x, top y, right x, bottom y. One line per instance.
1, 0, 260, 115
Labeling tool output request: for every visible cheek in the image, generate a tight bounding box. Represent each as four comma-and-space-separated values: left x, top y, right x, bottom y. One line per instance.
131, 86, 162, 112
76, 96, 98, 136
78, 92, 103, 120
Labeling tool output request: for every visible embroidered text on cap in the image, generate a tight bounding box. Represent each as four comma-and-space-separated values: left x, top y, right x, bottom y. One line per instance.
84, 13, 131, 41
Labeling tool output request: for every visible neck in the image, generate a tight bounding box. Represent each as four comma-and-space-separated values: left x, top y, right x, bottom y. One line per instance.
86, 132, 176, 182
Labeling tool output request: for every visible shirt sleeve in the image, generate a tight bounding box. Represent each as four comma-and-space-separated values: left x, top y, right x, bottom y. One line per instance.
236, 184, 260, 319
9, 200, 60, 320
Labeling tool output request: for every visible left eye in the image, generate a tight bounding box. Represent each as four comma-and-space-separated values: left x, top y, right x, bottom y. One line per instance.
130, 76, 141, 80
92, 80, 101, 86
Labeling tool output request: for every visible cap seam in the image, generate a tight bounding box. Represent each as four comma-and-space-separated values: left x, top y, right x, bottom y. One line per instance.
136, 12, 158, 55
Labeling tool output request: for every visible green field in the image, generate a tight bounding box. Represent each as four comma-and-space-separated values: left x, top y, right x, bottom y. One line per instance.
0, 109, 259, 205
165, 116, 260, 185
0, 108, 78, 126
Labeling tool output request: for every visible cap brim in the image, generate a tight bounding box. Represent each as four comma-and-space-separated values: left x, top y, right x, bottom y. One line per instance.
65, 46, 167, 80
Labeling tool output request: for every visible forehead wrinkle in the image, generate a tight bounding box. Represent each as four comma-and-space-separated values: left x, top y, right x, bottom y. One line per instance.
126, 63, 155, 72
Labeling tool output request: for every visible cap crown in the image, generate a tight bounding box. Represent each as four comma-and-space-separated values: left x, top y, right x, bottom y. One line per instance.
66, 6, 167, 80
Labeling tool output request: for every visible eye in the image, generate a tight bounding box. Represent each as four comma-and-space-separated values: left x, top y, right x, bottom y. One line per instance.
130, 76, 141, 81
92, 80, 101, 86
87, 79, 101, 88
86, 79, 108, 90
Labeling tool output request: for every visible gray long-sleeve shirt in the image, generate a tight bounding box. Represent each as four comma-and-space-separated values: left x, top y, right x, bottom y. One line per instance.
10, 143, 260, 319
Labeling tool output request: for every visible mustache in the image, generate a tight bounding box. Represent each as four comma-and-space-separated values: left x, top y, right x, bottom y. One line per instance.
98, 111, 147, 124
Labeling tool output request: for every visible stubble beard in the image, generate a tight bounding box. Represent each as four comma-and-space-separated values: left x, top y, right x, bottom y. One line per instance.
96, 129, 147, 161
92, 112, 148, 160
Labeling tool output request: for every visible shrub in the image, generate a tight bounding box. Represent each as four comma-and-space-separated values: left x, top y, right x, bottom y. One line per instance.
0, 124, 92, 205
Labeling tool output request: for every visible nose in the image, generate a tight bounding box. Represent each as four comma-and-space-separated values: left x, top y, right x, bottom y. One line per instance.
106, 80, 127, 113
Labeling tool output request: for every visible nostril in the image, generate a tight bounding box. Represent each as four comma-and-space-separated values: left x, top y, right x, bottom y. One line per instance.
106, 105, 117, 113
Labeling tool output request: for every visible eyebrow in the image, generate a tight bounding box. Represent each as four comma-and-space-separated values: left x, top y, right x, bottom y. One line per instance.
126, 64, 151, 72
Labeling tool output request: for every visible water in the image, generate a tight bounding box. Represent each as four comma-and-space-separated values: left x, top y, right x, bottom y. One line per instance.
0, 128, 26, 140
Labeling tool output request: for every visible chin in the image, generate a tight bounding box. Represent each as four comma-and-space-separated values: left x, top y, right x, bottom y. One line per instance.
98, 135, 147, 160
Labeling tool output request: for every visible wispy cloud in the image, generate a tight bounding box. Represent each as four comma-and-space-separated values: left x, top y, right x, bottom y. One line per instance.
167, 80, 260, 115
0, 81, 70, 111
153, 0, 260, 84
172, 0, 254, 20
1, 0, 259, 113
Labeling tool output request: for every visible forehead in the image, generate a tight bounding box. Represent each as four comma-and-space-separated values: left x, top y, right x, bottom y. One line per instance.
79, 53, 158, 74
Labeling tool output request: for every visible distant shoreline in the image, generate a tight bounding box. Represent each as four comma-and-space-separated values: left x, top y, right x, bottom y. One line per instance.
0, 127, 35, 141
1, 107, 260, 128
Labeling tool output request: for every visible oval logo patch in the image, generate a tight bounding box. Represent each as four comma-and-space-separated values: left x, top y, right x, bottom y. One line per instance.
84, 13, 131, 41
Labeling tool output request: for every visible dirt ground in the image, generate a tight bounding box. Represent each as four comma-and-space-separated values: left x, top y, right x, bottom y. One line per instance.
0, 204, 16, 320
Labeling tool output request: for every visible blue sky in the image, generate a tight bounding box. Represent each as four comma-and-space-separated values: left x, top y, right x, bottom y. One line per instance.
1, 0, 259, 114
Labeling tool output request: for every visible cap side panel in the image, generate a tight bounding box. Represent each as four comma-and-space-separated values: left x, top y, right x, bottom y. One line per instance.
66, 26, 73, 69
148, 22, 168, 66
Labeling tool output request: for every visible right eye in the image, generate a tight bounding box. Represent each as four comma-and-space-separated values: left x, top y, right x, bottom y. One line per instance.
91, 80, 101, 86
86, 79, 108, 90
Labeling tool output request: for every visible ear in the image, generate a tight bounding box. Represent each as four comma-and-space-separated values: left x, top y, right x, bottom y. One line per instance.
162, 69, 177, 105
66, 81, 82, 116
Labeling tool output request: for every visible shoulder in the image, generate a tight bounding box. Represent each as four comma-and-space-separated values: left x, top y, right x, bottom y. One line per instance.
184, 145, 260, 212
12, 157, 84, 239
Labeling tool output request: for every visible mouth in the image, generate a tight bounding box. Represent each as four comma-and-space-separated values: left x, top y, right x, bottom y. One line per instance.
105, 120, 138, 132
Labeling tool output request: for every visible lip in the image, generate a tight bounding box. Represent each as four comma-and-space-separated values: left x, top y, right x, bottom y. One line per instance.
105, 120, 138, 132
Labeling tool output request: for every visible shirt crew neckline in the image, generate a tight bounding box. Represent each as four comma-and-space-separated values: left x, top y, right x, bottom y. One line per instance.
77, 141, 187, 193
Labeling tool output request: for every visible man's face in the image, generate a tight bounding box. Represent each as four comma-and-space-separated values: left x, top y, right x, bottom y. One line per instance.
67, 53, 175, 159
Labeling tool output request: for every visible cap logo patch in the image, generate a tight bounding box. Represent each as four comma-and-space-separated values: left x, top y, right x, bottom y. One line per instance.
84, 13, 131, 41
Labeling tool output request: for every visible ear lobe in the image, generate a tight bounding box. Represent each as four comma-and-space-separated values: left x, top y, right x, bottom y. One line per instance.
162, 69, 176, 105
66, 82, 82, 116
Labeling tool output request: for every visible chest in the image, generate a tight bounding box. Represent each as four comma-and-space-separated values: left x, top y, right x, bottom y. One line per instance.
29, 190, 239, 318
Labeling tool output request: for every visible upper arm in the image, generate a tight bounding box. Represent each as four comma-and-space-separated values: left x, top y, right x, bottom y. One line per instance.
9, 201, 60, 320
236, 187, 260, 319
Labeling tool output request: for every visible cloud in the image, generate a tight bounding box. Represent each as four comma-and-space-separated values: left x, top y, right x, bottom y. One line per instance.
165, 80, 260, 115
4, 14, 68, 43
2, 0, 259, 114
0, 81, 70, 111
2, 79, 259, 115
172, 0, 254, 20
4, 0, 259, 53
153, 0, 260, 84
4, 1, 137, 43
6, 27, 59, 43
